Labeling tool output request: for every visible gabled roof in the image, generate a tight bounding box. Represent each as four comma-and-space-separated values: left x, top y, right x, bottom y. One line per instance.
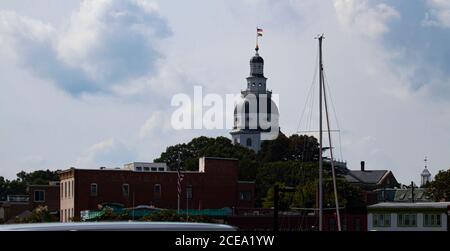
344, 170, 389, 185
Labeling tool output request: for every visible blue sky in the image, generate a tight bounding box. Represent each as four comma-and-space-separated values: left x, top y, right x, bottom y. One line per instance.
1, 0, 450, 185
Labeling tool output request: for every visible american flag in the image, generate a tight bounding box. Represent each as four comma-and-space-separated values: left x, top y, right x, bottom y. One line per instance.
176, 153, 184, 198
177, 166, 184, 197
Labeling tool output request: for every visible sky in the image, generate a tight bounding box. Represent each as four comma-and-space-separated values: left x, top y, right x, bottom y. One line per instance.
1, 0, 450, 185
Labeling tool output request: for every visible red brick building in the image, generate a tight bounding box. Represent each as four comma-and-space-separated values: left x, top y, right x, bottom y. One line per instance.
59, 157, 255, 222
28, 182, 60, 214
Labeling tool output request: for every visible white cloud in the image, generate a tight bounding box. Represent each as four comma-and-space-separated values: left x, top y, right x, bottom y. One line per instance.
76, 138, 137, 168
0, 0, 171, 96
334, 0, 399, 38
423, 0, 450, 28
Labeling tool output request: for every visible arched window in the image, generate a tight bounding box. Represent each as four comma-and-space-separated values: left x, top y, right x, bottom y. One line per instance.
246, 138, 252, 147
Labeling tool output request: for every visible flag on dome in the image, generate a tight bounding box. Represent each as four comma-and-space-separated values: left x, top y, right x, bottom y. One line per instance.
257, 28, 263, 37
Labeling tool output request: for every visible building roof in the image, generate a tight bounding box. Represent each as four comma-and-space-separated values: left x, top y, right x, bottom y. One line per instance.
368, 202, 450, 210
344, 170, 389, 185
394, 188, 430, 202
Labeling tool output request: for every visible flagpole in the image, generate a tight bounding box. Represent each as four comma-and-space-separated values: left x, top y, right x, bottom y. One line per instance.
256, 27, 259, 50
177, 152, 181, 214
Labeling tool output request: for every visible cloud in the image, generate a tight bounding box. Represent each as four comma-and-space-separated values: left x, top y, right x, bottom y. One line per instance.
76, 138, 137, 168
334, 0, 400, 38
379, 0, 450, 99
0, 0, 171, 96
422, 0, 450, 28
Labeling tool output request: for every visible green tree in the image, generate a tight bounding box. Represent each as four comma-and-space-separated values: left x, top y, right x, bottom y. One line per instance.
154, 136, 257, 179
427, 168, 450, 201
262, 182, 295, 210
258, 133, 320, 163
256, 161, 318, 206
0, 170, 60, 200
292, 178, 364, 209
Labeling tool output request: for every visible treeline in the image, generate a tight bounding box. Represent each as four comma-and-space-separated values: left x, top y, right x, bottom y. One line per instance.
154, 133, 364, 208
0, 170, 60, 200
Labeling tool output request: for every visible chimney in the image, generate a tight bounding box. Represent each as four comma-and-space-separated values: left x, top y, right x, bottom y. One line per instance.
361, 161, 365, 172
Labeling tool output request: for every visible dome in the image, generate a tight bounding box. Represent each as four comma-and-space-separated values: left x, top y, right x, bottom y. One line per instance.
250, 55, 264, 64
233, 94, 279, 131
421, 168, 431, 176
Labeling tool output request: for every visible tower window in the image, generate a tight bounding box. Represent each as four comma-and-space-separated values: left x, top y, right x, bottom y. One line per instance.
246, 138, 252, 147
258, 83, 262, 86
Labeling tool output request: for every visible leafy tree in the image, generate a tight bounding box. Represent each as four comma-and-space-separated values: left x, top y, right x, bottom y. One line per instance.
427, 168, 450, 201
292, 178, 364, 209
0, 170, 60, 200
255, 161, 318, 205
154, 136, 257, 180
14, 206, 58, 223
258, 133, 319, 163
262, 182, 295, 210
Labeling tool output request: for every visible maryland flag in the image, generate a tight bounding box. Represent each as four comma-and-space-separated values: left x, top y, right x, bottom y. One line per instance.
257, 28, 263, 37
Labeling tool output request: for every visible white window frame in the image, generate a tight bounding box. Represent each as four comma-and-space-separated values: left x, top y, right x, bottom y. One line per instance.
373, 213, 391, 227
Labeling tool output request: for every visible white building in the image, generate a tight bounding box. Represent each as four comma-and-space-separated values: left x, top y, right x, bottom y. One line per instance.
123, 162, 168, 172
368, 202, 450, 231
230, 45, 279, 153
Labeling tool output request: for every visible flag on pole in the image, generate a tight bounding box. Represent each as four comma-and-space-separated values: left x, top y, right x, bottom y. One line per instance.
177, 167, 184, 197
257, 28, 263, 37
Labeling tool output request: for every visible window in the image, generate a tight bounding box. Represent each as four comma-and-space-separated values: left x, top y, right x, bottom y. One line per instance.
64, 209, 67, 222
373, 213, 391, 227
61, 184, 63, 199
34, 190, 45, 202
239, 191, 252, 201
154, 184, 161, 198
64, 182, 67, 198
144, 166, 150, 171
151, 167, 157, 171
136, 166, 142, 171
398, 213, 417, 227
246, 138, 252, 147
71, 208, 74, 221
258, 83, 262, 86
72, 181, 74, 198
186, 185, 193, 199
122, 184, 129, 197
90, 183, 98, 196
158, 167, 164, 172
424, 214, 441, 227
68, 181, 71, 198
252, 83, 256, 86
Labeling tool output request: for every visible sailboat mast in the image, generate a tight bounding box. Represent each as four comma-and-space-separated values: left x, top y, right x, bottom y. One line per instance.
322, 63, 342, 232
318, 34, 324, 232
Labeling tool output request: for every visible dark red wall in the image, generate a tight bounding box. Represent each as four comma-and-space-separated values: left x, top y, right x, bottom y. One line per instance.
64, 158, 255, 216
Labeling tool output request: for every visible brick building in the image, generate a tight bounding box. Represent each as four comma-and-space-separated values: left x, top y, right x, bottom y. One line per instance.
0, 182, 60, 223
28, 181, 60, 214
59, 157, 255, 222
